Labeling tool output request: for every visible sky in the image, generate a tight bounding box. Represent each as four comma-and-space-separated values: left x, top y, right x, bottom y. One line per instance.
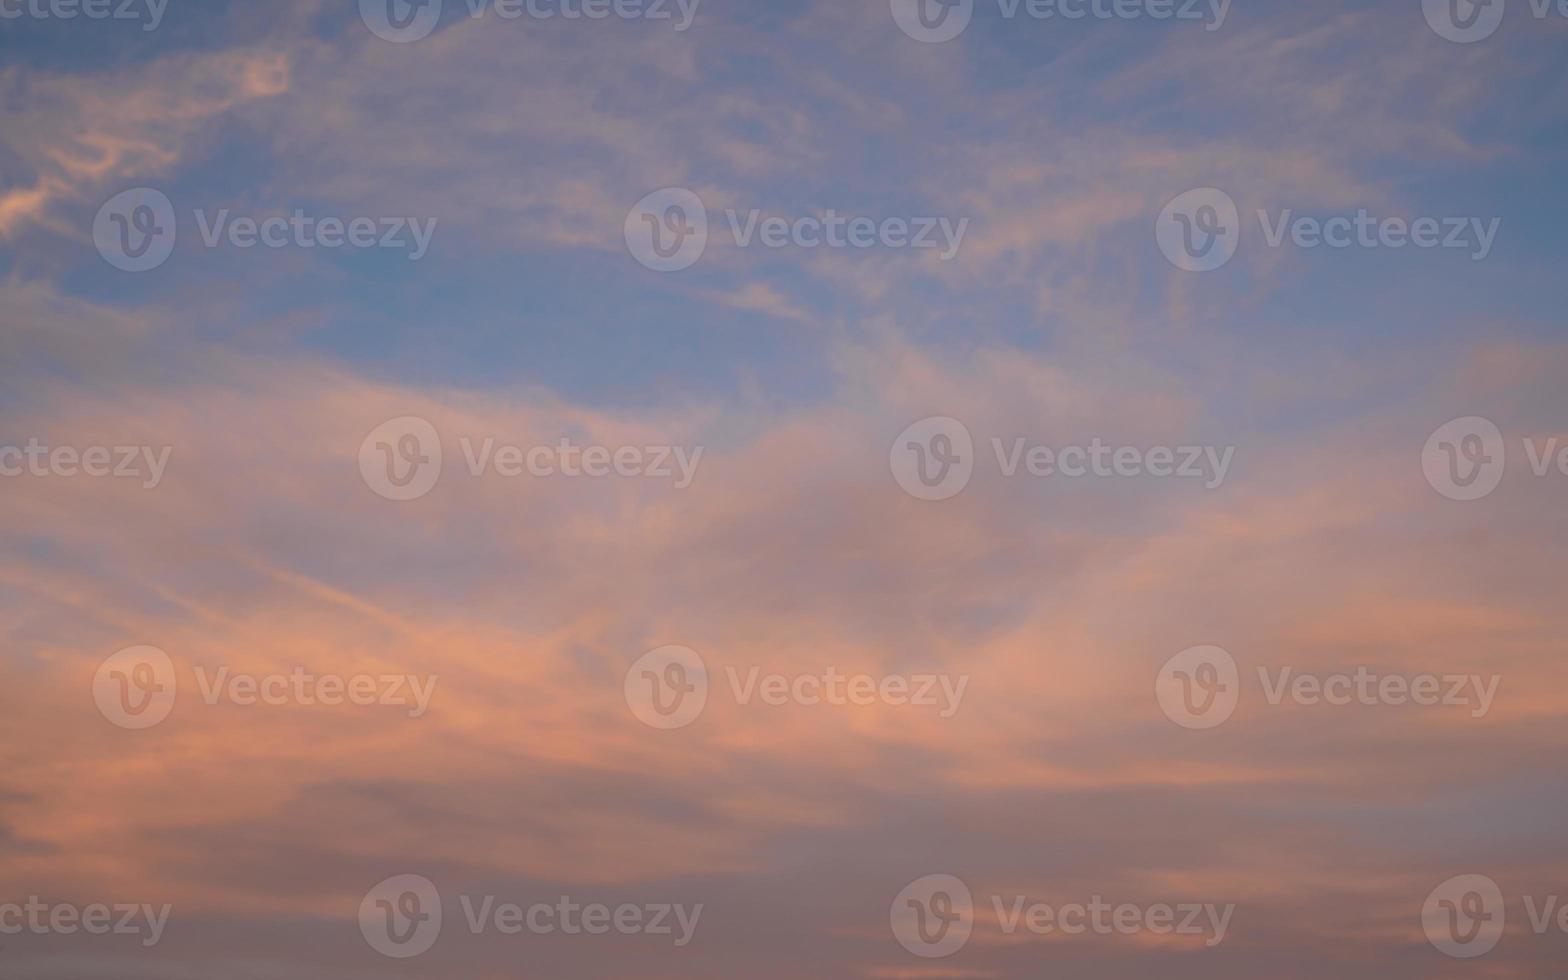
1, 0, 1566, 977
